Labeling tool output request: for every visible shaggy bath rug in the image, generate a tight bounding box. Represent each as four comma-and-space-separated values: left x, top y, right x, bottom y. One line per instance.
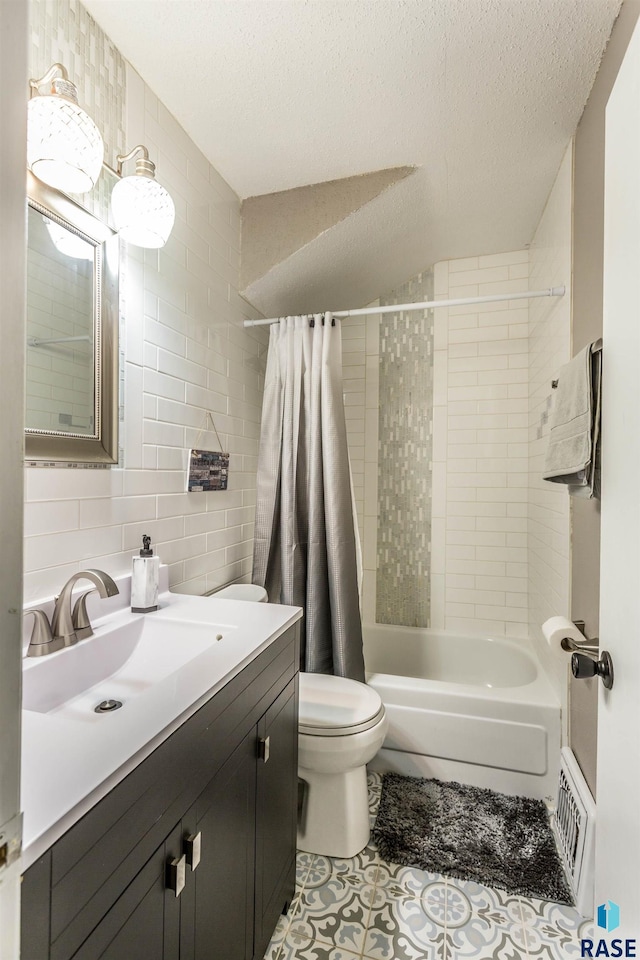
372, 773, 573, 904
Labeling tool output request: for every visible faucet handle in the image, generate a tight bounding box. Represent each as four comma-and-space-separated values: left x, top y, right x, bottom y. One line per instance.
72, 590, 97, 641
24, 609, 64, 658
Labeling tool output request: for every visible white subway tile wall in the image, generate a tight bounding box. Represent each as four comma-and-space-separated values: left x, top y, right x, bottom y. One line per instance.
527, 141, 573, 718
24, 1, 268, 602
432, 250, 531, 638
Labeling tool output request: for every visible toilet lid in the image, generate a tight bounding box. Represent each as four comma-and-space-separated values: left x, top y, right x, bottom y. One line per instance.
214, 584, 268, 602
298, 673, 384, 736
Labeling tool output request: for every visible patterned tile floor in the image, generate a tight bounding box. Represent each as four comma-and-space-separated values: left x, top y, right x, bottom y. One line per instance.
264, 773, 593, 960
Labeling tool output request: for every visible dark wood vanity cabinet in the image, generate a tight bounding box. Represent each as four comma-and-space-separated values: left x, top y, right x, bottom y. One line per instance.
21, 624, 300, 960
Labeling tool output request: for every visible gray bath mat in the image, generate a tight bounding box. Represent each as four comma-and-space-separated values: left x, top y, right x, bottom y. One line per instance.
372, 773, 573, 904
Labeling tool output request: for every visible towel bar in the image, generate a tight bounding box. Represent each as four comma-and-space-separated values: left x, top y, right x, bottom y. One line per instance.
550, 338, 602, 390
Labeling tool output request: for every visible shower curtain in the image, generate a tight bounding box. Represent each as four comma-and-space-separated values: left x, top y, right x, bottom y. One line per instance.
252, 314, 365, 681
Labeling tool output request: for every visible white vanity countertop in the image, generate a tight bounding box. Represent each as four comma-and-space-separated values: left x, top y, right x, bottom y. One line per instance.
21, 591, 302, 870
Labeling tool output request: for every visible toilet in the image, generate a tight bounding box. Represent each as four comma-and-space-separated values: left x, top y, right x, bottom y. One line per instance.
210, 583, 387, 858
297, 673, 387, 859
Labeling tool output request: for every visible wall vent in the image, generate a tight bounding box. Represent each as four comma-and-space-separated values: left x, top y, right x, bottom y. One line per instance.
553, 746, 596, 918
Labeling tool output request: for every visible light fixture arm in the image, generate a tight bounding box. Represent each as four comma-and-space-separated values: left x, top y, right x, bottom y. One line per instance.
29, 63, 80, 106
115, 145, 156, 179
29, 63, 69, 96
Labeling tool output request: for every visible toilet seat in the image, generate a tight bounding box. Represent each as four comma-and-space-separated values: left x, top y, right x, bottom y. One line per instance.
298, 673, 385, 737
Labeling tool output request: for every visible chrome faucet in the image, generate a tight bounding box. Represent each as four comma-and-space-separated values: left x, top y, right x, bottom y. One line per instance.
50, 569, 119, 647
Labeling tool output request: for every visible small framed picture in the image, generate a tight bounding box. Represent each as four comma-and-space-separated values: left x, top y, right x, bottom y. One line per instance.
187, 449, 229, 492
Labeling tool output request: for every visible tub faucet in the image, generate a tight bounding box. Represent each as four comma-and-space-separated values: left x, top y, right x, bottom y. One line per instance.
51, 569, 119, 647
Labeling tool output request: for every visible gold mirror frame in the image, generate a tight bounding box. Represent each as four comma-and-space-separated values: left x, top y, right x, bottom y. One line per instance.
25, 171, 119, 464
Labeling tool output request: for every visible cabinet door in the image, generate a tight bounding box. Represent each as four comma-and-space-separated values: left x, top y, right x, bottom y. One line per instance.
21, 852, 52, 960
70, 823, 182, 960
254, 678, 298, 960
191, 730, 257, 960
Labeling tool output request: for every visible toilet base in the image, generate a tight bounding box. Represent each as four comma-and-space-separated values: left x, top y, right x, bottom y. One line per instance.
297, 764, 370, 859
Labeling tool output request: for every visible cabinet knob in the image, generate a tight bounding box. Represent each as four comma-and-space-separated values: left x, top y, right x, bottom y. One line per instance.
185, 832, 202, 871
167, 854, 186, 897
258, 736, 270, 763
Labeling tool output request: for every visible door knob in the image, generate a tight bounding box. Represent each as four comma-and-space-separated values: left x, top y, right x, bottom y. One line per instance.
571, 651, 614, 690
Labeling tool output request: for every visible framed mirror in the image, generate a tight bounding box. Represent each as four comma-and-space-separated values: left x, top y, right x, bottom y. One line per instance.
25, 170, 119, 464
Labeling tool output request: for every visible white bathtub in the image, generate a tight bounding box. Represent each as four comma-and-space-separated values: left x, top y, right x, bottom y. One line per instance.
364, 623, 561, 800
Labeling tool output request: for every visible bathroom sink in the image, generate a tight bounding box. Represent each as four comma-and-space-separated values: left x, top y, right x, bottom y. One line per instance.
22, 613, 236, 720
20, 587, 303, 865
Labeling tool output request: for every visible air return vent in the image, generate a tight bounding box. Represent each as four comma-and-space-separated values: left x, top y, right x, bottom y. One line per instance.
553, 746, 596, 917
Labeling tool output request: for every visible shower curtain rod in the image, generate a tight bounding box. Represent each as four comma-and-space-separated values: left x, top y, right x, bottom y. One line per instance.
242, 285, 565, 327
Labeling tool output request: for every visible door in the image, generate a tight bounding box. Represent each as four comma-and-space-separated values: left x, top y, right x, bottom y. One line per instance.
598, 15, 640, 933
0, 3, 28, 959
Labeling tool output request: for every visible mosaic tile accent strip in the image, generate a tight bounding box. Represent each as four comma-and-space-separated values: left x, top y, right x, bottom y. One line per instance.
29, 0, 126, 223
376, 271, 434, 627
263, 772, 588, 960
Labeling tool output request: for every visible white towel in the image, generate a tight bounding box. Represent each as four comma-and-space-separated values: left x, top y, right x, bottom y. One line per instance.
543, 341, 602, 499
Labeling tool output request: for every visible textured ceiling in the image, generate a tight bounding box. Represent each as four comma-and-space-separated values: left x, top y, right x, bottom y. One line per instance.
240, 166, 414, 288
83, 0, 622, 311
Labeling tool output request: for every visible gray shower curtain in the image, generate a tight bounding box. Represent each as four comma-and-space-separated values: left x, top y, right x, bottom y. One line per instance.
252, 314, 365, 682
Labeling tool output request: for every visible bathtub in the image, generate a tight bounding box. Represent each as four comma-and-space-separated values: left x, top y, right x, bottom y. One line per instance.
364, 624, 561, 800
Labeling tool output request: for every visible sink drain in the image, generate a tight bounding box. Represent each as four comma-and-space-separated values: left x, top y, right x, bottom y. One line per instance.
94, 699, 123, 713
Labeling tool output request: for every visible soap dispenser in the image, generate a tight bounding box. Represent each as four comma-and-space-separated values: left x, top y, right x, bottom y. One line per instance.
131, 534, 159, 612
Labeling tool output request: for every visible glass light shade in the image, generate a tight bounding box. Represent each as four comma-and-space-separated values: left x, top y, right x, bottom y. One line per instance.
27, 95, 104, 195
44, 218, 94, 261
111, 175, 175, 248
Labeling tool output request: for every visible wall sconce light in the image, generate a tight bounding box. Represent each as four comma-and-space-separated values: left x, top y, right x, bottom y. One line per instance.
28, 63, 175, 249
111, 146, 176, 249
28, 63, 104, 195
